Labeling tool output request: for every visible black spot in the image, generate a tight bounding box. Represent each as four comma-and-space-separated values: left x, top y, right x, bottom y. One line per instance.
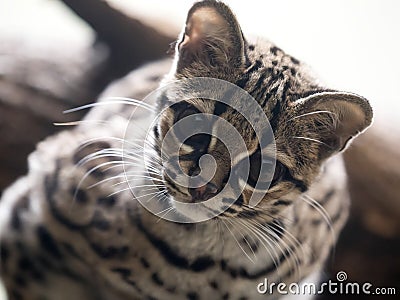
140, 257, 150, 268
229, 269, 238, 278
97, 195, 116, 207
37, 226, 62, 259
74, 189, 88, 204
0, 244, 10, 266
111, 267, 131, 277
269, 219, 284, 239
181, 223, 196, 231
209, 280, 219, 290
273, 199, 292, 206
270, 46, 282, 56
166, 286, 176, 293
45, 171, 90, 231
331, 206, 344, 224
320, 189, 335, 205
290, 68, 296, 76
234, 195, 244, 206
191, 256, 215, 272
241, 236, 259, 253
236, 74, 250, 89
151, 273, 164, 286
248, 45, 255, 51
213, 102, 228, 116
90, 244, 129, 259
17, 256, 33, 270
238, 210, 259, 218
290, 57, 300, 65
220, 260, 227, 270
222, 292, 229, 300
247, 60, 263, 74
14, 274, 27, 287
153, 125, 160, 139
186, 292, 199, 300
311, 218, 323, 226
111, 267, 142, 293
221, 206, 236, 214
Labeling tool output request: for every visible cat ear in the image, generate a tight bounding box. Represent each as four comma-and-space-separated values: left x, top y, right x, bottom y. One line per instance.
175, 0, 246, 74
295, 92, 373, 158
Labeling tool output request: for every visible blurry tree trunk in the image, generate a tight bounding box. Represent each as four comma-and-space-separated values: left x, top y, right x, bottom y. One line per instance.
60, 0, 174, 93
0, 1, 174, 192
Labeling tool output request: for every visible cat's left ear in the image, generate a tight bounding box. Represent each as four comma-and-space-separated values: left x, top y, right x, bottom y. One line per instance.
295, 92, 373, 157
175, 0, 246, 74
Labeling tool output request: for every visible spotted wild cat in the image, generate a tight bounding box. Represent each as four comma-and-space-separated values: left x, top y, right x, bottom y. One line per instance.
0, 1, 372, 299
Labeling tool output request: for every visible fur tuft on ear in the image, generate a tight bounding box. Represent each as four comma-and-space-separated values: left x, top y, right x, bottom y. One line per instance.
175, 0, 245, 75
295, 92, 373, 157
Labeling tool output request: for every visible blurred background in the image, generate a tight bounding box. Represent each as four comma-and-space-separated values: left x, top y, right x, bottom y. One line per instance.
0, 0, 399, 299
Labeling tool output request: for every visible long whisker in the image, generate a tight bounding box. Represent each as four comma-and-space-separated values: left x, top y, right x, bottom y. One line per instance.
301, 195, 336, 243
290, 136, 332, 148
288, 110, 336, 122
226, 218, 256, 262
64, 98, 155, 114
220, 218, 254, 263
235, 218, 280, 273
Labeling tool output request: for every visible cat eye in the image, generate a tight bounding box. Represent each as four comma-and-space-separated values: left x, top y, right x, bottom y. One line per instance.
172, 104, 210, 147
247, 151, 286, 189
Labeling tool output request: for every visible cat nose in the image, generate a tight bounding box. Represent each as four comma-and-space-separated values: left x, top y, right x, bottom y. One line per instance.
189, 182, 218, 202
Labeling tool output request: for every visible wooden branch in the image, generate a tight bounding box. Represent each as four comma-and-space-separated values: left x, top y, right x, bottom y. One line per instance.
60, 0, 174, 83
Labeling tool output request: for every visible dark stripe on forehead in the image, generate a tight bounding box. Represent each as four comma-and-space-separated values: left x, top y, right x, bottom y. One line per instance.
247, 59, 263, 74
236, 59, 263, 89
153, 125, 160, 139
213, 101, 228, 116
249, 72, 269, 96
158, 91, 172, 108
268, 100, 281, 130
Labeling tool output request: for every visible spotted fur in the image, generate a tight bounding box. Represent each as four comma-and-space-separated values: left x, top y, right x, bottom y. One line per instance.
0, 1, 372, 299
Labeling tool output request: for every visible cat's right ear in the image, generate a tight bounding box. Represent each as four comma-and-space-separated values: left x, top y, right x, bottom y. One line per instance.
174, 0, 246, 75
294, 92, 373, 159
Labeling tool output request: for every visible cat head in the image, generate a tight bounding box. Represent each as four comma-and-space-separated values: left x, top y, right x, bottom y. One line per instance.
149, 0, 372, 222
